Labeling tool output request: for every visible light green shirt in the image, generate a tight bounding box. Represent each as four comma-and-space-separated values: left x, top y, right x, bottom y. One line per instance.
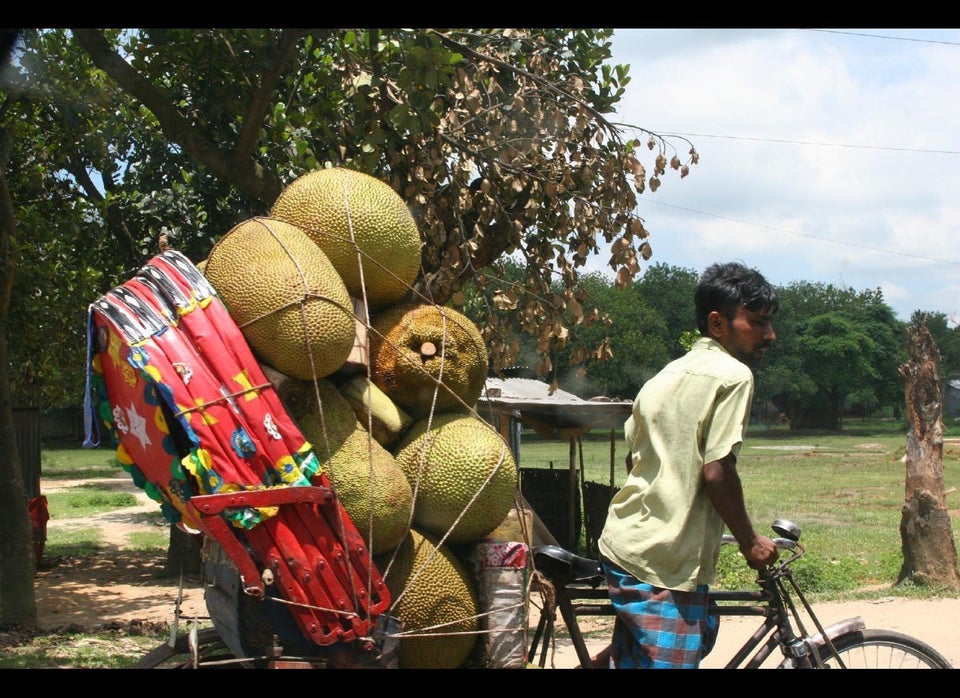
597, 337, 754, 590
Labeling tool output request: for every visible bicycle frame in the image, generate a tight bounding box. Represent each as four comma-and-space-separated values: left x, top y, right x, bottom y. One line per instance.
710, 584, 866, 669
527, 538, 868, 669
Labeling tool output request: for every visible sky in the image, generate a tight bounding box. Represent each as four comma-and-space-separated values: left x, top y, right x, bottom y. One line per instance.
603, 28, 960, 325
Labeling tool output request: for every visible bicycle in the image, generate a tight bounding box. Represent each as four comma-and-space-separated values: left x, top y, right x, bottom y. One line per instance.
527, 518, 953, 669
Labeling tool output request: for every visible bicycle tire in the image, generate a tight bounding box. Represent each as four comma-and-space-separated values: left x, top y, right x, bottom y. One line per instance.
815, 629, 953, 669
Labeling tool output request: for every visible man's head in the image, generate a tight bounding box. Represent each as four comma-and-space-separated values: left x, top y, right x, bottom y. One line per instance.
695, 261, 779, 366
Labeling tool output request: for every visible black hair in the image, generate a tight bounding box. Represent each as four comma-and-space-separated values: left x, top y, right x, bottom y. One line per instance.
695, 262, 779, 335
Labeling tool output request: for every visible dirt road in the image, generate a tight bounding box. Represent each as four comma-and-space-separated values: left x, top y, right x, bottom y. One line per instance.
36, 475, 960, 669
537, 595, 960, 669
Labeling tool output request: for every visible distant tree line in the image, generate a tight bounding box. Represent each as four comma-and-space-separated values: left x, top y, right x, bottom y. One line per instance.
464, 259, 960, 431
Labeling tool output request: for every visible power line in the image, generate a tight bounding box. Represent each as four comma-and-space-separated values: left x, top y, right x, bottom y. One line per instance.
639, 29, 960, 155
653, 132, 960, 156
642, 199, 960, 267
801, 28, 960, 47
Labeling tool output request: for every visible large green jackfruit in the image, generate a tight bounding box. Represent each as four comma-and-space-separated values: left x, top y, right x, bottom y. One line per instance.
296, 379, 412, 555
376, 529, 478, 669
369, 303, 488, 419
392, 412, 518, 546
203, 217, 355, 380
270, 167, 422, 312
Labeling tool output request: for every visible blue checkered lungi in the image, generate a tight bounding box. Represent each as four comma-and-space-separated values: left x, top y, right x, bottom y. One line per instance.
602, 558, 720, 669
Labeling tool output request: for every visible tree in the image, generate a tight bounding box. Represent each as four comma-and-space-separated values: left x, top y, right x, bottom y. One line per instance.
68, 28, 695, 369
1, 28, 700, 622
633, 262, 699, 362
795, 312, 880, 430
913, 310, 960, 382
0, 27, 37, 628
897, 318, 960, 588
2, 28, 701, 406
508, 262, 696, 399
555, 271, 669, 399
2, 28, 130, 411
763, 281, 905, 429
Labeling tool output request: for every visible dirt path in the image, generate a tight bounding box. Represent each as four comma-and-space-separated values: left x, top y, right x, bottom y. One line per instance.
36, 477, 206, 630
34, 476, 960, 668
532, 595, 960, 669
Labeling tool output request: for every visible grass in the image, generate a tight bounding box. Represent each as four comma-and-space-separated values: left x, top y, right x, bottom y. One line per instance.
0, 629, 170, 669
40, 425, 960, 602
40, 461, 168, 557
10, 423, 960, 668
39, 441, 129, 479
519, 419, 960, 600
45, 487, 139, 517
0, 443, 179, 669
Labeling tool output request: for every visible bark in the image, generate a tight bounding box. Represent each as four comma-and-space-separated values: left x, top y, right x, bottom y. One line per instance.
70, 28, 286, 205
0, 123, 38, 627
897, 320, 960, 587
164, 525, 202, 578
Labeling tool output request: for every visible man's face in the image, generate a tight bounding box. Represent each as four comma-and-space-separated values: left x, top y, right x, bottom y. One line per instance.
709, 305, 776, 367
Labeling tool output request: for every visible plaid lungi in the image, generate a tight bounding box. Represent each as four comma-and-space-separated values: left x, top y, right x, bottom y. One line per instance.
602, 559, 719, 669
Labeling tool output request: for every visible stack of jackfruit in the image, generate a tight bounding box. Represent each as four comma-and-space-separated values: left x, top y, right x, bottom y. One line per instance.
201, 167, 519, 669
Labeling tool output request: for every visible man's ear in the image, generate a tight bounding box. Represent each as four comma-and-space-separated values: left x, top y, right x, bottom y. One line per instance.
707, 310, 726, 339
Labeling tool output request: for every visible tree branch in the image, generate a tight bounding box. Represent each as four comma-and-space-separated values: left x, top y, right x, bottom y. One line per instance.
63, 156, 139, 269
233, 28, 306, 161
71, 28, 283, 204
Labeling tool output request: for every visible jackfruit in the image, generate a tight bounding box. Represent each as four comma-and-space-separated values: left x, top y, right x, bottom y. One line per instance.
296, 379, 412, 555
270, 168, 422, 312
296, 377, 359, 450
259, 364, 314, 420
369, 303, 488, 419
376, 528, 478, 669
392, 412, 518, 546
203, 217, 355, 381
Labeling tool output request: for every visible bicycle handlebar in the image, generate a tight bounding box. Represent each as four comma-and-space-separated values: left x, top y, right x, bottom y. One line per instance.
721, 534, 798, 551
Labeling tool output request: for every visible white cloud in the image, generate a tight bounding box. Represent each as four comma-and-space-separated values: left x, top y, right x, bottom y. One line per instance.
606, 28, 960, 325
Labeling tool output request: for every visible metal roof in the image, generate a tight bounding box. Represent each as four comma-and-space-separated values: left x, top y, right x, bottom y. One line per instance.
477, 377, 632, 438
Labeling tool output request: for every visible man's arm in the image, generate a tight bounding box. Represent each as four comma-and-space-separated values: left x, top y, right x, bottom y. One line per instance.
703, 453, 778, 570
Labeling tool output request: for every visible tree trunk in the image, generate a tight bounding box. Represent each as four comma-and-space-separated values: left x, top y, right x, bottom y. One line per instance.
795, 392, 841, 430
0, 121, 38, 627
897, 320, 960, 588
163, 524, 203, 578
0, 323, 38, 626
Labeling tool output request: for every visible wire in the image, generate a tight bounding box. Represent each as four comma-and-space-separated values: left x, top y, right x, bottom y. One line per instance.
800, 28, 960, 47
642, 199, 960, 267
649, 132, 960, 156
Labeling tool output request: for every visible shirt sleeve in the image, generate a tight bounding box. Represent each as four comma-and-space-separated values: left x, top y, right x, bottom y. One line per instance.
701, 375, 753, 465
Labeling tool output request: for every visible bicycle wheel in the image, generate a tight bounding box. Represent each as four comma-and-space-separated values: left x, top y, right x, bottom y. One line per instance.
816, 629, 952, 669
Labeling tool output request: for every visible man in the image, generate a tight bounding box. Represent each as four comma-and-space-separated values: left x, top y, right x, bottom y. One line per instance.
597, 261, 780, 669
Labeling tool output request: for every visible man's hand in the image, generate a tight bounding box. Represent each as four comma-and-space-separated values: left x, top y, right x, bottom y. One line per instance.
741, 533, 779, 571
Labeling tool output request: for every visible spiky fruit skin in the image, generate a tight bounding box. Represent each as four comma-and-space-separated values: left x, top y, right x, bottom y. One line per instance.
296, 380, 412, 555
204, 217, 355, 380
392, 412, 518, 545
376, 529, 478, 669
369, 303, 488, 419
295, 377, 360, 453
270, 168, 422, 312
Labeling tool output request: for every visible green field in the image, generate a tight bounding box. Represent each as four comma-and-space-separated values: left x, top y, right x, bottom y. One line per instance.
36, 420, 960, 600
517, 420, 960, 598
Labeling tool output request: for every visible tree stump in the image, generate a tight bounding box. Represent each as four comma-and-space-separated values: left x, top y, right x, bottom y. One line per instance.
897, 319, 960, 587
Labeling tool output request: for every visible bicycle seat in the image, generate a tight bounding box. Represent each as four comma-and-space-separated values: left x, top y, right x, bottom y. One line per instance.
532, 545, 604, 586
